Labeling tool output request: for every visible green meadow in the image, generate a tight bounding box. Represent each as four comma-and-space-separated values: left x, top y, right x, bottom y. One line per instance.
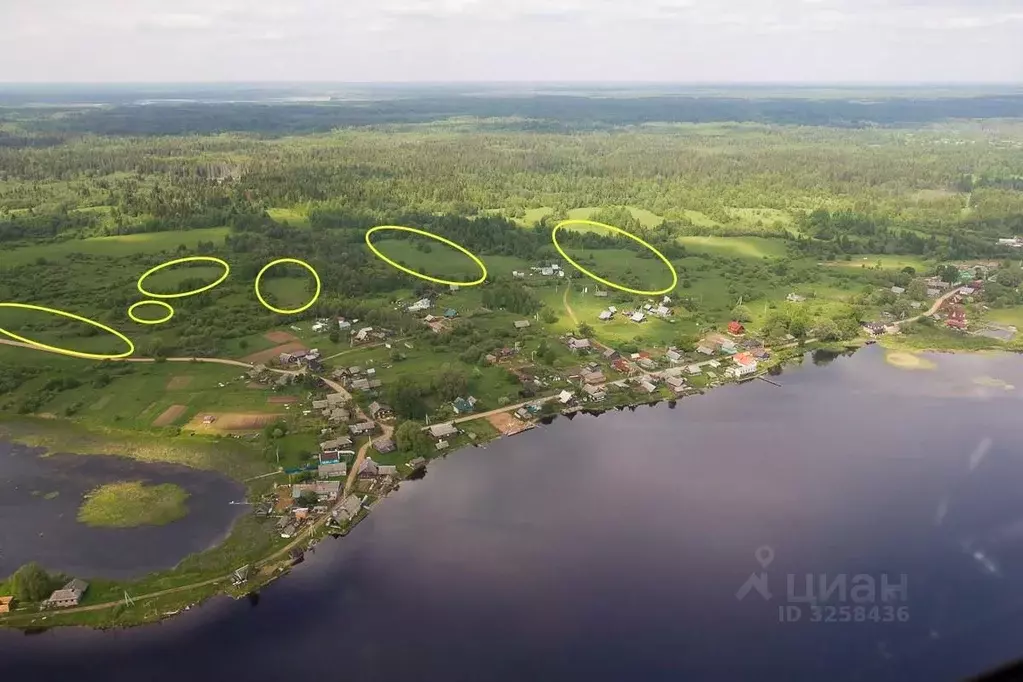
0, 227, 231, 268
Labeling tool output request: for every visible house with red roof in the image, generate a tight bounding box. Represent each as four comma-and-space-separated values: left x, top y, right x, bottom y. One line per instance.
728, 321, 745, 336
726, 352, 758, 378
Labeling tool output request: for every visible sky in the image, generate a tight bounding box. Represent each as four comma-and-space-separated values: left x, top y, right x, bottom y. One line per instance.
2, 0, 1023, 83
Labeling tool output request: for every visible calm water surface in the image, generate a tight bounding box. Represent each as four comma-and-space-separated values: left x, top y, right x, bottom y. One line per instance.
0, 444, 246, 579
4, 346, 1023, 681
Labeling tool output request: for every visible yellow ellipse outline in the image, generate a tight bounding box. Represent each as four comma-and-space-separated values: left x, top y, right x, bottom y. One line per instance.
137, 256, 231, 299
0, 302, 135, 360
128, 300, 175, 325
254, 258, 322, 315
551, 219, 679, 296
365, 225, 488, 287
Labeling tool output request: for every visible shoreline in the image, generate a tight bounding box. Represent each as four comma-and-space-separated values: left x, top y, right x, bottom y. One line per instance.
0, 336, 989, 631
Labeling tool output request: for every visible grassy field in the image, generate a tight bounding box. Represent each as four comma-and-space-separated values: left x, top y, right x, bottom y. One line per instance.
369, 238, 531, 281
677, 236, 789, 259
825, 254, 934, 272
565, 206, 665, 228
77, 481, 191, 528
266, 207, 311, 227
0, 227, 231, 268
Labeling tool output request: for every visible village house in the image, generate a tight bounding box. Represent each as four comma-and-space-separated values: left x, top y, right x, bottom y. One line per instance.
581, 369, 606, 385
44, 579, 89, 609
637, 358, 657, 371
312, 399, 329, 410
666, 375, 687, 394
318, 462, 347, 479
436, 439, 450, 450
452, 396, 478, 414
630, 311, 646, 323
594, 289, 609, 298
429, 422, 460, 439
369, 402, 394, 420
567, 337, 592, 351
409, 457, 427, 469
0, 596, 14, 613
350, 422, 378, 436
358, 458, 380, 479
378, 464, 398, 477
407, 298, 432, 313
338, 318, 352, 331
336, 495, 363, 523
728, 321, 746, 335
320, 437, 353, 458
292, 480, 342, 502
350, 378, 371, 391
598, 310, 614, 321
604, 348, 620, 361
374, 437, 396, 453
727, 352, 758, 378
653, 305, 672, 318
512, 270, 526, 278
354, 327, 374, 343
786, 293, 806, 303
927, 287, 942, 297
514, 320, 531, 329
612, 358, 632, 373
557, 390, 575, 405
328, 408, 350, 423
444, 308, 458, 319
696, 344, 714, 355
583, 384, 607, 401
947, 305, 968, 330
280, 524, 297, 539
638, 380, 657, 394
326, 393, 348, 406
687, 364, 703, 375
863, 322, 887, 337
719, 339, 738, 354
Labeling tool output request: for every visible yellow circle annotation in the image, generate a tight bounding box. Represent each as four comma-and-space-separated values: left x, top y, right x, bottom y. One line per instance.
551, 219, 678, 296
137, 256, 231, 299
128, 300, 174, 325
0, 302, 136, 360
365, 225, 488, 287
254, 258, 322, 315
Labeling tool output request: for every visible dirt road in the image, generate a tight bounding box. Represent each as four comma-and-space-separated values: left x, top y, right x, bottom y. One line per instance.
562, 283, 579, 326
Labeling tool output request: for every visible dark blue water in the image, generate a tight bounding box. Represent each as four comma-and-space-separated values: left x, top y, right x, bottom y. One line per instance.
0, 444, 246, 579
4, 345, 1023, 681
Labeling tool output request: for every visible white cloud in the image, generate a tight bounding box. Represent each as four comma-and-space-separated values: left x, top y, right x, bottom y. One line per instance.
0, 0, 1021, 82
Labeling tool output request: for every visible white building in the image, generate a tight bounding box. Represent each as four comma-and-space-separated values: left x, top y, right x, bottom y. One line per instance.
726, 353, 758, 378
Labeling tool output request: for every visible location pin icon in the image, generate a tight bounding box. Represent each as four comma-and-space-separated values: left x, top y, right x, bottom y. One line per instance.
755, 546, 775, 569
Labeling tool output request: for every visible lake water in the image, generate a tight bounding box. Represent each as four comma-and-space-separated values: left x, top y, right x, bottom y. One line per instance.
0, 443, 246, 579
4, 345, 1023, 681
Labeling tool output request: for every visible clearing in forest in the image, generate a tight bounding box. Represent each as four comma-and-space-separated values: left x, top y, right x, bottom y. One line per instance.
153, 404, 188, 427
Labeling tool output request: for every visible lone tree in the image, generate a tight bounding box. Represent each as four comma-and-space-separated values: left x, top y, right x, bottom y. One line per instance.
10, 562, 56, 603
394, 420, 433, 459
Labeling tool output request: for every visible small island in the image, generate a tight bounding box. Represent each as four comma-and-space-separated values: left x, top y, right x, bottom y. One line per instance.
77, 481, 191, 529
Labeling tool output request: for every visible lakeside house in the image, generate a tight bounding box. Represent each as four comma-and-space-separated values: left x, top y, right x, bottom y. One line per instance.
727, 352, 758, 378
280, 524, 297, 539
44, 579, 89, 609
336, 495, 363, 523
581, 369, 606, 385
583, 384, 607, 401
638, 380, 657, 394
558, 390, 575, 405
666, 376, 687, 393
0, 596, 14, 613
429, 422, 459, 439
358, 458, 380, 479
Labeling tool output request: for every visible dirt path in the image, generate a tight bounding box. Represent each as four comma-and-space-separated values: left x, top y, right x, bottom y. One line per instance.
896, 286, 964, 327
562, 283, 579, 327
345, 422, 394, 496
